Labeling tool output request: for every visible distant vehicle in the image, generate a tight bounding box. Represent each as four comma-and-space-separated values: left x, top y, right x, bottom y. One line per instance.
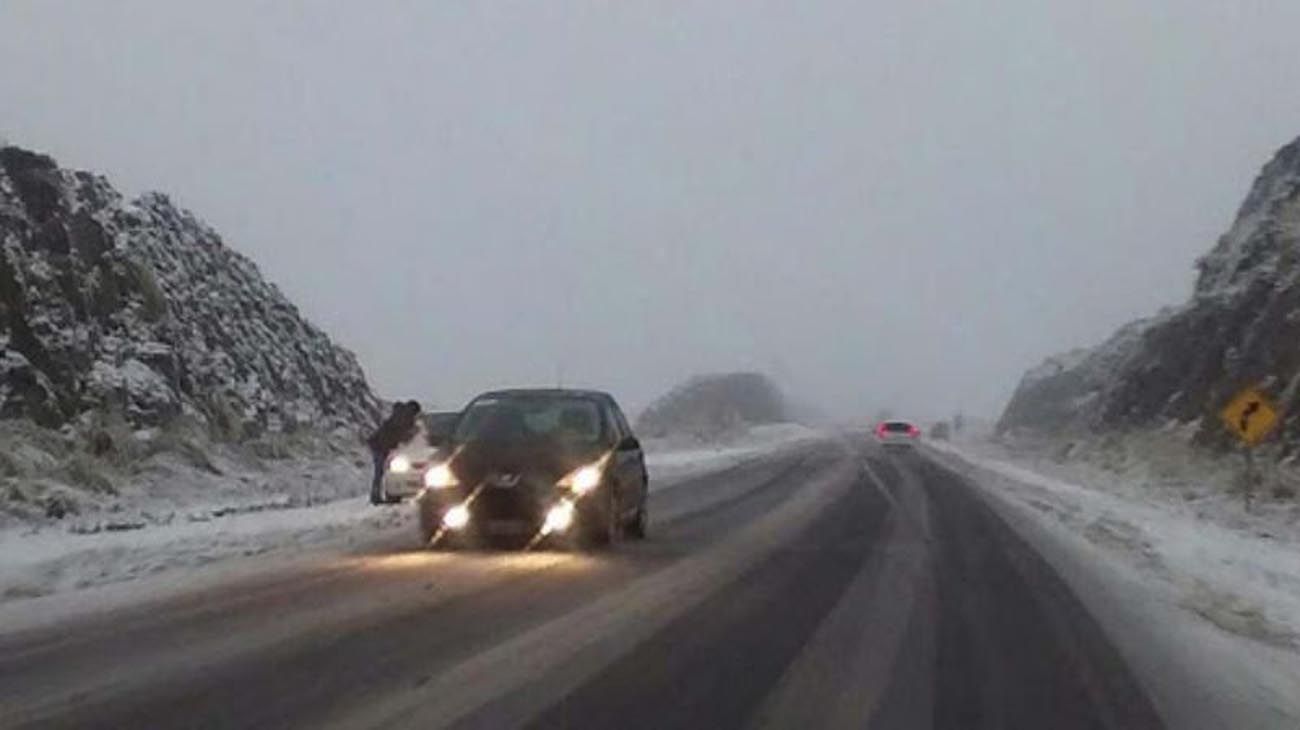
413, 389, 649, 549
876, 420, 921, 449
379, 411, 460, 503
929, 421, 951, 440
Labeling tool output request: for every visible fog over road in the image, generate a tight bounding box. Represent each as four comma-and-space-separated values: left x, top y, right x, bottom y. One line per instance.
0, 436, 1164, 730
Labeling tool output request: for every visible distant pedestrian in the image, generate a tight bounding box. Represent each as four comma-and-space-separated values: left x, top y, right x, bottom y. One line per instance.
366, 400, 422, 505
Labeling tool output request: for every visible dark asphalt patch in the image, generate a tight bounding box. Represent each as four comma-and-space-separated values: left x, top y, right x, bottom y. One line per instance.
511, 476, 890, 730
649, 448, 836, 552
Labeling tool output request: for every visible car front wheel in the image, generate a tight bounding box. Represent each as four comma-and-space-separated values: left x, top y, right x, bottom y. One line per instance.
416, 494, 439, 547
625, 500, 648, 539
581, 488, 619, 548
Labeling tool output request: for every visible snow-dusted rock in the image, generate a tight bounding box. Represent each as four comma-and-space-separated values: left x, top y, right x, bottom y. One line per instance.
1000, 134, 1300, 452
0, 145, 380, 434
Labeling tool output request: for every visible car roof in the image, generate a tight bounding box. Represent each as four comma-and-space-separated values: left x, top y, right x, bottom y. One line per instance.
473, 388, 615, 401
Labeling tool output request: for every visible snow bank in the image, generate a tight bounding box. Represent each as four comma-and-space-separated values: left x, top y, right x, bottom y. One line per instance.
0, 417, 373, 526
644, 423, 821, 486
0, 419, 380, 607
0, 496, 406, 602
930, 439, 1300, 728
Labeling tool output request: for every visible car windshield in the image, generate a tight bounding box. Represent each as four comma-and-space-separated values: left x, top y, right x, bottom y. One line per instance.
882, 422, 914, 433
454, 396, 604, 445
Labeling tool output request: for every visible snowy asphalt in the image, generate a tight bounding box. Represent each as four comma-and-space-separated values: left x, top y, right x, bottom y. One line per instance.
0, 435, 1165, 729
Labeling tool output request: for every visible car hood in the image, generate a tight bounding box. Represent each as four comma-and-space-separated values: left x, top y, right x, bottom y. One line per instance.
443, 440, 607, 487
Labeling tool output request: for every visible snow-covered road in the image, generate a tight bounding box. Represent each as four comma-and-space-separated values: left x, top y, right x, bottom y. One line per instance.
7, 427, 1290, 729
0, 435, 1173, 730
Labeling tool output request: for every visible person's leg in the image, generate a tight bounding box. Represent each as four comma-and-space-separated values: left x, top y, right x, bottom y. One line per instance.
370, 451, 386, 505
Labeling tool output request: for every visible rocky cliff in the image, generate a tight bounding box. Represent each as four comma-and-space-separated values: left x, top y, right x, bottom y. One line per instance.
0, 145, 380, 436
1000, 136, 1300, 453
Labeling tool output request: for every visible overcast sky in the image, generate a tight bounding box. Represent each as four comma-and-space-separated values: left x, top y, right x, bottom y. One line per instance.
3, 1, 1300, 419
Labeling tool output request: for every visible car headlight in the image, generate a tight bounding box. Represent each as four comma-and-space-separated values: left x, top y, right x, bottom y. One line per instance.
424, 463, 459, 489
559, 464, 602, 495
541, 500, 575, 535
443, 503, 471, 530
389, 455, 411, 474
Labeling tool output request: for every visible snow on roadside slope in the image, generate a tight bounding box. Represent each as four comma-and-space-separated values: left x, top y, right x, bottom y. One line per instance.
644, 423, 820, 486
0, 424, 821, 610
929, 440, 1300, 728
0, 496, 408, 602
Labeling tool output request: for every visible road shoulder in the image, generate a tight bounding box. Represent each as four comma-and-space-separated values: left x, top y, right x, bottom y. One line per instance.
927, 443, 1300, 730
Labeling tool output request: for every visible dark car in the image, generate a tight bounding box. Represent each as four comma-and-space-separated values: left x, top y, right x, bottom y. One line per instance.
413, 389, 649, 549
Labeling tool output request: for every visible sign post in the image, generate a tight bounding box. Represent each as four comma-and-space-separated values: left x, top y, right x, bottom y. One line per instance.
1219, 387, 1281, 510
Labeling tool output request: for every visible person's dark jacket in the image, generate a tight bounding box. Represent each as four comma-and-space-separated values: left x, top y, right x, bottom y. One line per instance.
367, 410, 419, 454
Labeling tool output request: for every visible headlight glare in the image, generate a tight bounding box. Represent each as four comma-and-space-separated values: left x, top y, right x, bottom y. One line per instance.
443, 504, 470, 530
542, 500, 575, 535
389, 455, 411, 474
424, 463, 458, 489
562, 465, 602, 495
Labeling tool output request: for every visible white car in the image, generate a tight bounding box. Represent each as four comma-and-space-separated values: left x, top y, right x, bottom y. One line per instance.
875, 420, 921, 449
378, 412, 460, 503
379, 421, 441, 502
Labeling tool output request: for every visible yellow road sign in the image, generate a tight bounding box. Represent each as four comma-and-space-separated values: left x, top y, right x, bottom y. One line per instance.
1220, 387, 1280, 446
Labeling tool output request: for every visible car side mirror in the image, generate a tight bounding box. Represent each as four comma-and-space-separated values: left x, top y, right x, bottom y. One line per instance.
618, 435, 641, 451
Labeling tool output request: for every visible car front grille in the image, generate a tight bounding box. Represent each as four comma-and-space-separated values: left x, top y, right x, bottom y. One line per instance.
474, 490, 544, 521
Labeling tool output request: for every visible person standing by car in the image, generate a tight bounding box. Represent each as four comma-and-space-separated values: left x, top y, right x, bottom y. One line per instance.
366, 400, 421, 505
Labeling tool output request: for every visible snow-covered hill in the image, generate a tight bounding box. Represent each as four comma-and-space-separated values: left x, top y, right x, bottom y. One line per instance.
636, 372, 787, 441
0, 145, 379, 433
1000, 135, 1300, 454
